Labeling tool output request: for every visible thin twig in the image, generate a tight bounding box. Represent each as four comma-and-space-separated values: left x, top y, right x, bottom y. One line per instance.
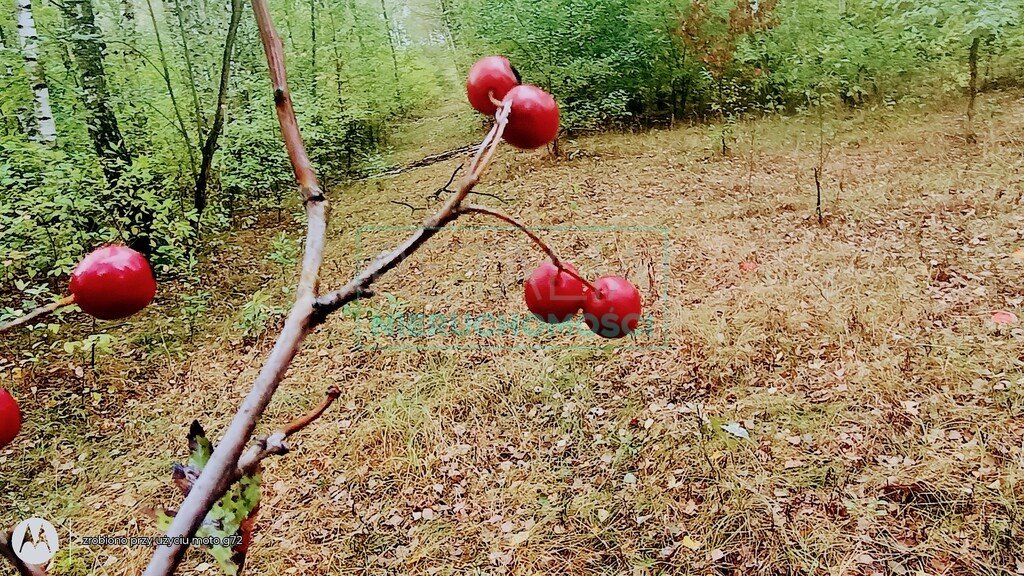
442, 163, 463, 190
427, 163, 464, 200
0, 295, 75, 334
468, 190, 510, 203
814, 167, 823, 225
427, 164, 509, 204
142, 1, 328, 573
390, 200, 423, 214
234, 386, 342, 479
366, 146, 474, 180
282, 385, 342, 435
457, 204, 596, 291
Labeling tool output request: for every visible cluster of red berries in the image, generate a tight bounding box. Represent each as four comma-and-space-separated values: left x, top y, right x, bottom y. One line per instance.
466, 56, 560, 149
524, 260, 643, 339
465, 57, 642, 339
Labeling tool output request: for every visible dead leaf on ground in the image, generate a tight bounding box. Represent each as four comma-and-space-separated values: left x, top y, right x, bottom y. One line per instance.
991, 310, 1019, 325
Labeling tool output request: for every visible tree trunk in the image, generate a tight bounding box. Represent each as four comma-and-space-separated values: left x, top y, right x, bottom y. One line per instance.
310, 0, 317, 97
120, 0, 136, 48
345, 0, 366, 51
115, 0, 140, 67
14, 0, 57, 144
194, 0, 243, 221
60, 0, 131, 183
379, 0, 401, 102
967, 35, 980, 140
170, 0, 206, 135
438, 0, 460, 77
328, 5, 345, 103
0, 23, 28, 135
143, 0, 197, 175
61, 0, 155, 255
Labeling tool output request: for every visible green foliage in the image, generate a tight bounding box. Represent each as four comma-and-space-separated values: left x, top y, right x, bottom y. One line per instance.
0, 0, 447, 305
266, 231, 301, 268
236, 289, 286, 338
2, 0, 1024, 320
47, 548, 90, 576
455, 0, 687, 129
453, 0, 1024, 129
61, 333, 116, 357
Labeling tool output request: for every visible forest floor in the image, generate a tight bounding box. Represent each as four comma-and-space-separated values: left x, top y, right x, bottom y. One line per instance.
2, 90, 1024, 576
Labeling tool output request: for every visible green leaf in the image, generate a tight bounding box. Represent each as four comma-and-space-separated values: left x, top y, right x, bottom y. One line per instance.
187, 421, 214, 470
206, 545, 239, 576
155, 509, 175, 532
170, 420, 262, 576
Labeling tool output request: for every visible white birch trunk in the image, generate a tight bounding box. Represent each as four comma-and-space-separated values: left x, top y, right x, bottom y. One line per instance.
14, 0, 57, 144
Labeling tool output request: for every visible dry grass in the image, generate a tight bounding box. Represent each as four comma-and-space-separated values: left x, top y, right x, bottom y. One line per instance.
2, 91, 1024, 576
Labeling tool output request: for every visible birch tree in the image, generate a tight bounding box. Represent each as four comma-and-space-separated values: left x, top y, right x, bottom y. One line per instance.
14, 0, 56, 144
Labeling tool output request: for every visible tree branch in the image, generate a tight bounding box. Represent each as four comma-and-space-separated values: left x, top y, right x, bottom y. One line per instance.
234, 386, 342, 480
0, 295, 74, 334
252, 0, 321, 206
312, 102, 511, 317
141, 2, 329, 574
143, 6, 512, 576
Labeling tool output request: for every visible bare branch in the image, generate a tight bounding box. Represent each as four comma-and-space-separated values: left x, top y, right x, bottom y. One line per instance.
0, 295, 75, 335
251, 1, 322, 206
142, 1, 329, 573
427, 163, 464, 200
368, 145, 474, 179
313, 103, 511, 317
142, 5, 515, 575
428, 165, 509, 204
467, 190, 511, 204
457, 204, 596, 291
442, 163, 463, 191
458, 204, 563, 265
234, 386, 342, 479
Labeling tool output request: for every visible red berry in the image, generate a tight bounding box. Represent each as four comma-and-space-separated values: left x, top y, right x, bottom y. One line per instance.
502, 85, 560, 150
466, 56, 520, 116
0, 389, 22, 449
69, 245, 157, 320
524, 261, 587, 324
583, 276, 642, 339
